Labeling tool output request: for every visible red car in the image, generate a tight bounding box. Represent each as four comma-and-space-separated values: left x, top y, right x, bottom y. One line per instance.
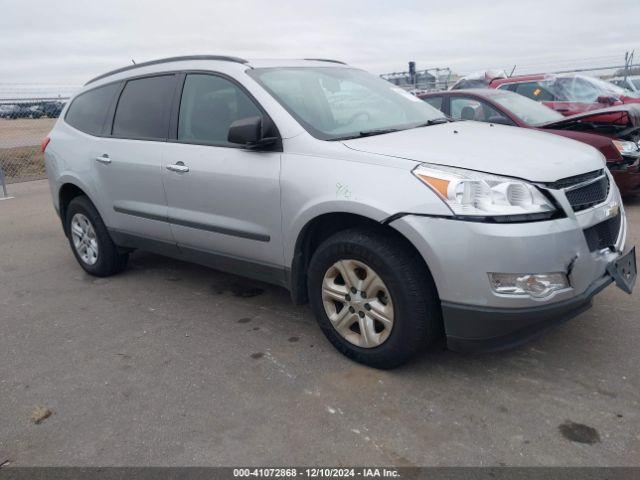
452, 72, 640, 116
418, 88, 640, 196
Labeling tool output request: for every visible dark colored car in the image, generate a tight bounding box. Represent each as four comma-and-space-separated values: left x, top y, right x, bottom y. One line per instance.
0, 103, 43, 119
418, 89, 640, 196
41, 101, 65, 118
0, 104, 18, 118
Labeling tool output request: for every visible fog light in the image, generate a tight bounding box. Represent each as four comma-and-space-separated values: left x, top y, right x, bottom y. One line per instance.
489, 272, 569, 299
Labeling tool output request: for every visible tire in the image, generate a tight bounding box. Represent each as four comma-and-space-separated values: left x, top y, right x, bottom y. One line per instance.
65, 196, 128, 277
307, 227, 442, 369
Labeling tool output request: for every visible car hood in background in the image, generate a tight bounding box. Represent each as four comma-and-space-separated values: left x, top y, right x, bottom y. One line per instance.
539, 104, 640, 132
341, 121, 604, 183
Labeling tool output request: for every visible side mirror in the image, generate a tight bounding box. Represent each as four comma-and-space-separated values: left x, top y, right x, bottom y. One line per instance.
597, 95, 618, 106
227, 116, 278, 150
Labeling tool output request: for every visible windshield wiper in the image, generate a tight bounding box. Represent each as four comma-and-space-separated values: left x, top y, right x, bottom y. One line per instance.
412, 117, 450, 128
357, 128, 402, 137
333, 128, 402, 141
335, 119, 450, 141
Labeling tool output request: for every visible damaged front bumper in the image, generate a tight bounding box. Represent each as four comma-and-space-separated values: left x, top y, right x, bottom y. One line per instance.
445, 246, 636, 353
389, 186, 636, 353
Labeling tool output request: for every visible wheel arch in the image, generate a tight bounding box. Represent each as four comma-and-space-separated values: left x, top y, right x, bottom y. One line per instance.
288, 211, 436, 305
58, 182, 90, 236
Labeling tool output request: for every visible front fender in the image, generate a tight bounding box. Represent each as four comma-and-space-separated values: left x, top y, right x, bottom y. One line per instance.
281, 150, 451, 265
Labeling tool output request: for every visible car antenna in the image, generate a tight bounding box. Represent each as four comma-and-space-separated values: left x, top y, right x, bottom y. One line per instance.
509, 65, 516, 77
131, 59, 136, 65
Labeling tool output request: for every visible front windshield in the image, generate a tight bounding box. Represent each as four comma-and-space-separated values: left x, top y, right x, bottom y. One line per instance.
541, 75, 636, 101
632, 78, 640, 91
248, 67, 445, 140
490, 91, 564, 126
580, 76, 632, 96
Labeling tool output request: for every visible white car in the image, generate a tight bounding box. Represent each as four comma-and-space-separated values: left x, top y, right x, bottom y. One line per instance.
43, 56, 636, 368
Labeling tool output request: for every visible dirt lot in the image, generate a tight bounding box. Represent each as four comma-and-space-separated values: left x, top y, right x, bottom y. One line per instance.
0, 180, 639, 466
0, 118, 54, 182
0, 118, 55, 149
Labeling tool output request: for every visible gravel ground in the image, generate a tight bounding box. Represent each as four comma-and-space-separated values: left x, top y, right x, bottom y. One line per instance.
0, 180, 638, 466
0, 118, 56, 149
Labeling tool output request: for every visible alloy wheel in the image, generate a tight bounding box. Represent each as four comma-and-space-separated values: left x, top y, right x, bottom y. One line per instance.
70, 213, 99, 265
321, 259, 394, 348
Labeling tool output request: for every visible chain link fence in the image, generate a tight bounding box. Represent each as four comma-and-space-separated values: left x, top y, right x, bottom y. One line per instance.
0, 98, 67, 185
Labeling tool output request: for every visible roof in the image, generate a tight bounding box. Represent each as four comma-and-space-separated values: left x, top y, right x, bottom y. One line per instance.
85, 55, 348, 85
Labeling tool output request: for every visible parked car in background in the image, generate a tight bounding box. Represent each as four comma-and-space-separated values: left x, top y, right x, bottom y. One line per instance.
0, 103, 43, 119
41, 101, 65, 118
0, 104, 18, 119
418, 89, 640, 196
488, 74, 640, 116
610, 76, 640, 94
449, 69, 507, 90
44, 56, 635, 368
25, 104, 44, 119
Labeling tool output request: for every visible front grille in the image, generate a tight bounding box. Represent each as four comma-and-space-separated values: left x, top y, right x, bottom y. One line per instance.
565, 175, 610, 212
545, 169, 603, 190
583, 214, 621, 252
544, 169, 610, 213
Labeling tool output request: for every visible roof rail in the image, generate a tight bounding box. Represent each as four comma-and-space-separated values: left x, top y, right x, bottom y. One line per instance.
85, 55, 250, 85
303, 58, 347, 65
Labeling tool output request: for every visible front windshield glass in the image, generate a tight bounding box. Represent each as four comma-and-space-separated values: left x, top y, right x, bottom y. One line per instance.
581, 76, 632, 96
248, 67, 445, 140
490, 91, 564, 126
541, 75, 636, 101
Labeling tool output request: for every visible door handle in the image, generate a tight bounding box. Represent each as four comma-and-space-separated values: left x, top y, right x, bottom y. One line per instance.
166, 162, 189, 173
95, 154, 111, 164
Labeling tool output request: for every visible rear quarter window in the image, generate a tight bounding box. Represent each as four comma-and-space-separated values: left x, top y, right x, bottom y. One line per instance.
65, 83, 121, 135
112, 75, 176, 140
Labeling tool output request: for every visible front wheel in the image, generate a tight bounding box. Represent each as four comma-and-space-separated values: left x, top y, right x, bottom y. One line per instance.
65, 196, 128, 277
307, 228, 442, 369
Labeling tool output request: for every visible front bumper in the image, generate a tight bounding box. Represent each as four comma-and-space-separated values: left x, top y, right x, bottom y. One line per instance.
390, 185, 634, 352
443, 274, 612, 353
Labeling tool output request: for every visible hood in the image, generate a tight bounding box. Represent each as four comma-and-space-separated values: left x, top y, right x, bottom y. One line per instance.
539, 104, 640, 130
540, 129, 622, 163
342, 121, 605, 183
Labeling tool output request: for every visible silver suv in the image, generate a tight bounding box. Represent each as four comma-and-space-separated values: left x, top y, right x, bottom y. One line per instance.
44, 56, 636, 368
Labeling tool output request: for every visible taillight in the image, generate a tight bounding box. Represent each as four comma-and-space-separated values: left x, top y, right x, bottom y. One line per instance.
41, 136, 51, 153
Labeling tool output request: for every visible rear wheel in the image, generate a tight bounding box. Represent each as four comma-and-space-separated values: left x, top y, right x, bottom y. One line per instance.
65, 196, 128, 277
307, 227, 442, 369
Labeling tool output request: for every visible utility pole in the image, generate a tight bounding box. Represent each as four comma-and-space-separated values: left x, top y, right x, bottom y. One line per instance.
624, 50, 634, 80
408, 61, 416, 89
0, 166, 11, 200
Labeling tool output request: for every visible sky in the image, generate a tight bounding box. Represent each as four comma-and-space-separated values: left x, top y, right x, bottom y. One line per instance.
1, 0, 638, 92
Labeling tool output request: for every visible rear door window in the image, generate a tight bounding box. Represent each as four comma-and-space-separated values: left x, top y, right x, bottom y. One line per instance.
65, 83, 120, 135
112, 75, 176, 140
513, 82, 555, 101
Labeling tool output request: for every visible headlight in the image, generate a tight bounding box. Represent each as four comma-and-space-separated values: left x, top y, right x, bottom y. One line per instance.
412, 163, 557, 220
613, 140, 640, 158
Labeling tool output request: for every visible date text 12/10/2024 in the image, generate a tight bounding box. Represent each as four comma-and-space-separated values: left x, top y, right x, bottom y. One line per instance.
233, 468, 401, 478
